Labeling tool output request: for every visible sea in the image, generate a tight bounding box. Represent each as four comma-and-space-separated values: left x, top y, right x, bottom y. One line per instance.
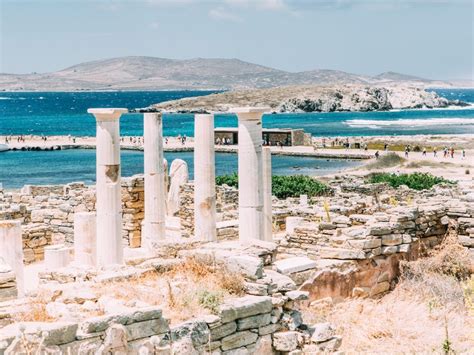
0, 89, 473, 188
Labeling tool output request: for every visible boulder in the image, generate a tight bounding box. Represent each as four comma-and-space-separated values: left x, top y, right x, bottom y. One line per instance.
310, 322, 335, 343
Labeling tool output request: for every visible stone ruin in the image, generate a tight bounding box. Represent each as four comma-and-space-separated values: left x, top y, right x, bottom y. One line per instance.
0, 107, 473, 354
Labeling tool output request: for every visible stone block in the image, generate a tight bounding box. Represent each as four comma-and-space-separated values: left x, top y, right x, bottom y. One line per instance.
237, 313, 271, 331
310, 322, 335, 343
272, 331, 301, 352
219, 296, 272, 323
221, 330, 258, 351
381, 234, 403, 246
274, 257, 317, 275
210, 321, 237, 341
319, 247, 366, 260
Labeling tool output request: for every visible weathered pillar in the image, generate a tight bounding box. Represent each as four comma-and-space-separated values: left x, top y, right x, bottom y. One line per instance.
143, 112, 166, 248
0, 220, 24, 296
230, 107, 270, 243
194, 114, 217, 242
262, 147, 273, 242
74, 212, 97, 266
44, 245, 71, 269
88, 108, 128, 266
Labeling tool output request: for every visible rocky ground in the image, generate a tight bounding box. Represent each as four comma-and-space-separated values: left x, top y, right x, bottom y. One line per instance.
153, 84, 468, 113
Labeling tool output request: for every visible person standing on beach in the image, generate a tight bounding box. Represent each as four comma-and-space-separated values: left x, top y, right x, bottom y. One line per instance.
375, 151, 380, 159
433, 148, 437, 157
462, 149, 466, 160
405, 146, 409, 158
384, 143, 388, 151
422, 148, 427, 156
450, 147, 454, 158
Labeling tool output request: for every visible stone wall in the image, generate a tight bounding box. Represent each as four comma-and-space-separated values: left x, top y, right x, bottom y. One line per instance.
0, 176, 147, 263
179, 183, 239, 238
0, 293, 332, 354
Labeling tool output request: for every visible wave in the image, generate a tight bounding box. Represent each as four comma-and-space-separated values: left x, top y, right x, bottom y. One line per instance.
345, 118, 474, 128
0, 97, 12, 100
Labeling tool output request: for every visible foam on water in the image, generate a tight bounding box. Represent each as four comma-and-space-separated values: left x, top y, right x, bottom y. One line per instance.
345, 118, 474, 128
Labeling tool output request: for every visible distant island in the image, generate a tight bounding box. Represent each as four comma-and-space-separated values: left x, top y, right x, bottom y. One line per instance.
0, 56, 467, 92
152, 84, 469, 113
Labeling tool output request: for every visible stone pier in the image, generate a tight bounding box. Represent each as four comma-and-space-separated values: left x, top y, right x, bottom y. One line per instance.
231, 107, 270, 242
0, 220, 24, 296
74, 212, 97, 266
262, 147, 273, 242
88, 108, 128, 266
142, 112, 166, 248
194, 114, 217, 242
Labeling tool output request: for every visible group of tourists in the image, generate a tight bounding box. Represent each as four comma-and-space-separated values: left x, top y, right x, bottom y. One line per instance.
215, 137, 232, 145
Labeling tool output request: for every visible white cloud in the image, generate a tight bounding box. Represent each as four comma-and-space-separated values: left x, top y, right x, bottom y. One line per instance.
224, 0, 287, 10
209, 7, 242, 21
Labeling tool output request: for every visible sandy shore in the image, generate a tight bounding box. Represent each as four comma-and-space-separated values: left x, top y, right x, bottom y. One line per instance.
2, 134, 473, 183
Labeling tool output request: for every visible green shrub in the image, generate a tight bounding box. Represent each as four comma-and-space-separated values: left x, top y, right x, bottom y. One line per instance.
368, 172, 454, 190
197, 290, 223, 314
216, 173, 330, 199
215, 173, 238, 188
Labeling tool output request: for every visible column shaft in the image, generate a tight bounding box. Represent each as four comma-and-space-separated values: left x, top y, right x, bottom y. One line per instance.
0, 220, 24, 296
74, 212, 97, 266
262, 147, 273, 242
237, 113, 264, 242
143, 112, 166, 248
88, 108, 127, 266
194, 114, 217, 242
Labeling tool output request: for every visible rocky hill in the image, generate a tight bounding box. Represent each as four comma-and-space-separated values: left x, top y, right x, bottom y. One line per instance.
0, 56, 450, 92
153, 84, 468, 113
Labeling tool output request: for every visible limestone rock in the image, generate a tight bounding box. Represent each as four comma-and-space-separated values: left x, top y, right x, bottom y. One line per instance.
310, 322, 335, 343
272, 331, 301, 352
219, 296, 272, 323
274, 257, 317, 275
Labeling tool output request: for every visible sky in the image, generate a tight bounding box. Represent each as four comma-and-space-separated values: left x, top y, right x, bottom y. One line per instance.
0, 0, 472, 80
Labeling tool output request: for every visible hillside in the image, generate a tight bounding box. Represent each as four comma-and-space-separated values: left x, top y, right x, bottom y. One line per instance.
0, 56, 450, 92
153, 84, 467, 113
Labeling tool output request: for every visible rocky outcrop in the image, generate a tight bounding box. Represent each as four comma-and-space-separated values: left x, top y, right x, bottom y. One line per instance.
154, 84, 467, 113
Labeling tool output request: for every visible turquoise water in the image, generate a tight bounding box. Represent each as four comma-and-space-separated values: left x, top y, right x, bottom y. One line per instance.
0, 89, 473, 137
0, 89, 473, 188
0, 149, 361, 188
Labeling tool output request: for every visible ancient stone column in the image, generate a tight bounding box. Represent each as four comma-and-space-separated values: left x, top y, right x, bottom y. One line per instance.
88, 108, 128, 266
142, 112, 166, 248
230, 107, 270, 242
0, 220, 25, 296
74, 212, 97, 266
194, 114, 217, 242
262, 147, 273, 242
44, 245, 71, 269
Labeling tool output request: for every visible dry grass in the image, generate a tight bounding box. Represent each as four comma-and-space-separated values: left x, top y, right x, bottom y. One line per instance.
16, 299, 56, 322
302, 233, 474, 353
92, 257, 245, 324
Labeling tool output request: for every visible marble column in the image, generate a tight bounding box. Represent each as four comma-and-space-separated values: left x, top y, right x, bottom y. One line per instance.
143, 112, 166, 249
0, 220, 24, 296
74, 212, 97, 266
262, 147, 273, 242
230, 107, 270, 242
194, 114, 217, 242
44, 245, 71, 269
88, 108, 128, 266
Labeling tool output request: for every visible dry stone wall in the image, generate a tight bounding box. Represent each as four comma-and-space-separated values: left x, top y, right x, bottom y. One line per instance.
0, 176, 147, 263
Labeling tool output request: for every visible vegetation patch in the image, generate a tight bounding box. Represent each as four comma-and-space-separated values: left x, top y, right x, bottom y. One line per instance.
368, 172, 454, 190
364, 153, 405, 170
216, 173, 330, 199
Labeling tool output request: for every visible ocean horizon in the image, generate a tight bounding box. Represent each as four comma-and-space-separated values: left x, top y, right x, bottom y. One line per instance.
1, 89, 473, 138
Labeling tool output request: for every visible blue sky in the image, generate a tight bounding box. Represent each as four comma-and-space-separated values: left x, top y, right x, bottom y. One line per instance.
0, 0, 472, 79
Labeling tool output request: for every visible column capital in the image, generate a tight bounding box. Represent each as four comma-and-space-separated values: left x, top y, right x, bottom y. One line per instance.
230, 107, 270, 120
88, 108, 128, 121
